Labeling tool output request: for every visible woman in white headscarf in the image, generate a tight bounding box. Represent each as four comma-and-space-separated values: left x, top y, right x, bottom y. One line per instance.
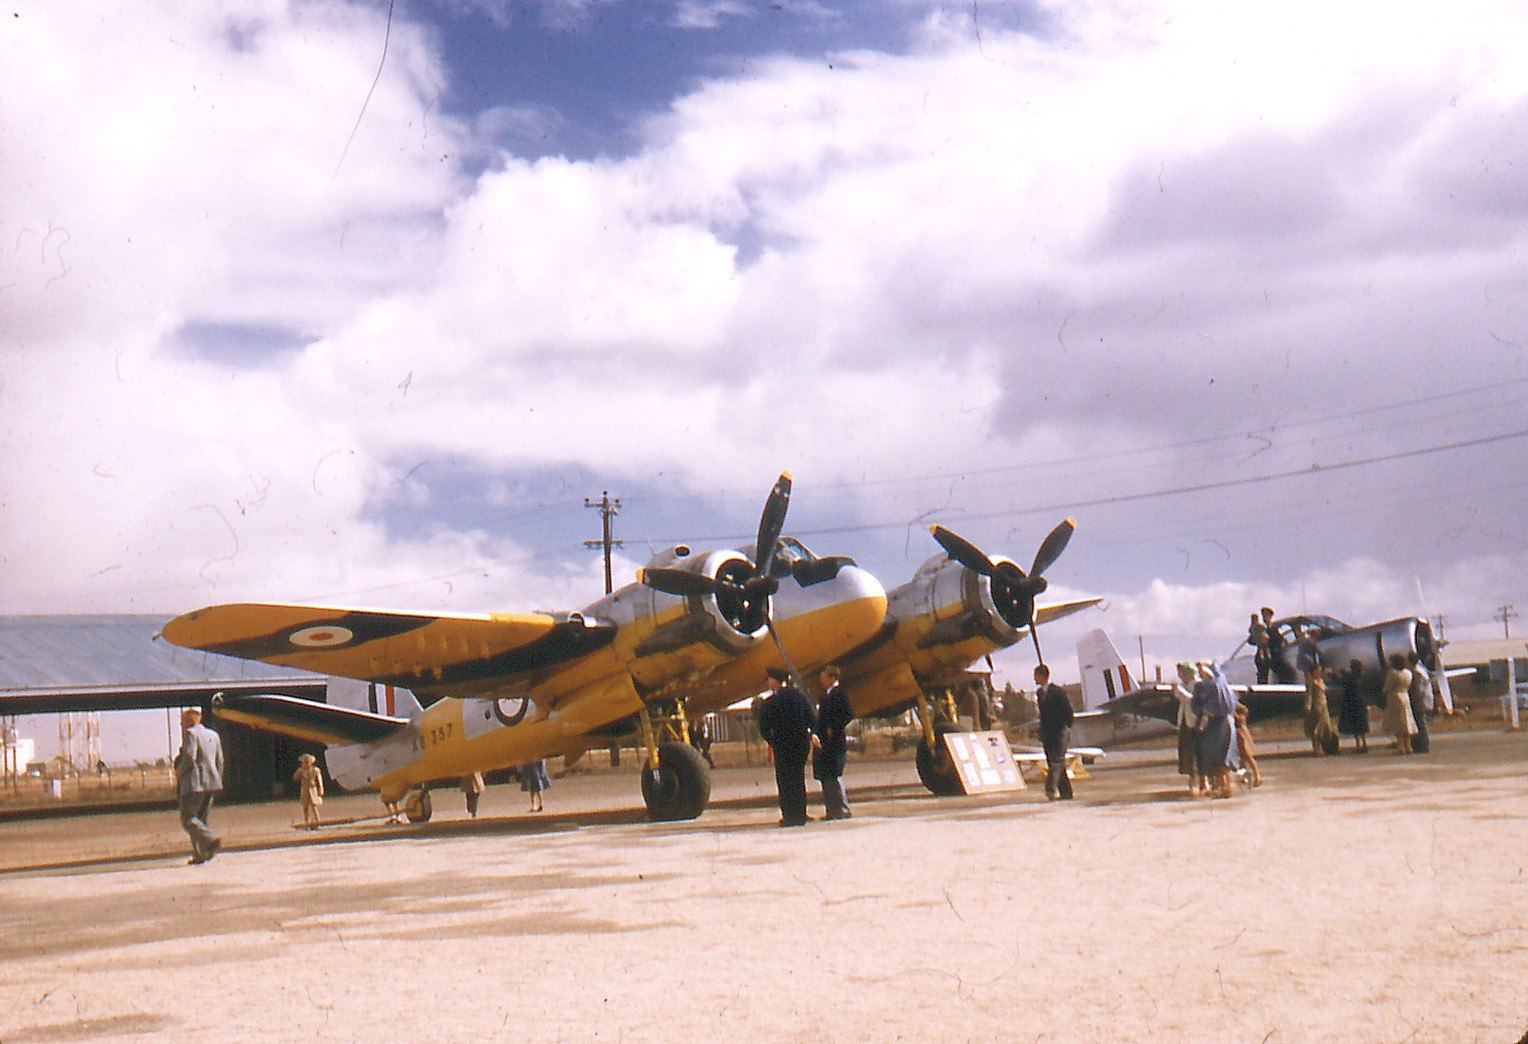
1381, 654, 1417, 755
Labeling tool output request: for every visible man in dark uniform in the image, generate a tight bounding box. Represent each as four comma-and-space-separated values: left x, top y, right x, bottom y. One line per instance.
1034, 663, 1074, 801
757, 666, 817, 827
812, 665, 854, 821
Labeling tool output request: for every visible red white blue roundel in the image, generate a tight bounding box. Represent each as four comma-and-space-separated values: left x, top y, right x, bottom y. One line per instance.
289, 626, 355, 648
494, 697, 530, 727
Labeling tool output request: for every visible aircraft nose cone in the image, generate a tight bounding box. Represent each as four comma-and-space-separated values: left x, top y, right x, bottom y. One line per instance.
828, 564, 888, 640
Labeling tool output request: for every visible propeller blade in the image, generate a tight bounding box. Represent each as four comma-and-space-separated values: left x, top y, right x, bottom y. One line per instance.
929, 525, 996, 577
755, 472, 792, 578
1029, 518, 1075, 579
637, 567, 717, 599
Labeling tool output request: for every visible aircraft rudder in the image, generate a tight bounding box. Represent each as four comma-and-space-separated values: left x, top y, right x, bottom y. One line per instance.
1076, 628, 1136, 710
326, 677, 424, 721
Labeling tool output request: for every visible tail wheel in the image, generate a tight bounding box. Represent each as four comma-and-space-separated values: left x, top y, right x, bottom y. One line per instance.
915, 722, 965, 796
404, 789, 433, 823
641, 741, 711, 822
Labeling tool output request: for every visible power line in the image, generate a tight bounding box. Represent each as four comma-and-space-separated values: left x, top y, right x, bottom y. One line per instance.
636, 424, 1528, 544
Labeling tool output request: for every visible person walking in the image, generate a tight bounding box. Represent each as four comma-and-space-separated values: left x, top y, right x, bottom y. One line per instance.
1336, 659, 1371, 753
519, 759, 550, 812
292, 753, 324, 830
174, 707, 224, 864
460, 772, 485, 817
757, 666, 817, 827
1381, 654, 1417, 755
812, 665, 854, 821
1034, 663, 1075, 801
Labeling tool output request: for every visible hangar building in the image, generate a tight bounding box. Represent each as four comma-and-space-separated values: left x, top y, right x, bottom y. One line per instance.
0, 615, 327, 801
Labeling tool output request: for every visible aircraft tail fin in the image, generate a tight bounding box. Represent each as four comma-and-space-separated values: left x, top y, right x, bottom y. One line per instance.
327, 677, 424, 723
1076, 628, 1137, 710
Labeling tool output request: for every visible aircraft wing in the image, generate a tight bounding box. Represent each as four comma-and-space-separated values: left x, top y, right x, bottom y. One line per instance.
1034, 598, 1104, 627
210, 692, 410, 747
1100, 681, 1305, 724
1231, 683, 1309, 721
160, 603, 617, 698
0, 678, 327, 716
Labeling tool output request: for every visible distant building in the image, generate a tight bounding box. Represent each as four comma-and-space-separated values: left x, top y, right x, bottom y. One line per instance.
0, 615, 327, 800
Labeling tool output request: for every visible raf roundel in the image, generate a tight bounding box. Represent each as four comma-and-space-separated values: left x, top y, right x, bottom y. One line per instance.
289, 625, 355, 648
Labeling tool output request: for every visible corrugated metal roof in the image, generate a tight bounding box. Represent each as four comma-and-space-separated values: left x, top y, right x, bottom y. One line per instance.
0, 615, 321, 692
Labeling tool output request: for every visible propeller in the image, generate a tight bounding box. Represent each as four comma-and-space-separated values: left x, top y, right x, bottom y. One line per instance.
929, 518, 1076, 666
638, 472, 807, 687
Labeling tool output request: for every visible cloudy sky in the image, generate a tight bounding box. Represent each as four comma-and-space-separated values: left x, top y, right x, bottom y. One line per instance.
5, 0, 1528, 735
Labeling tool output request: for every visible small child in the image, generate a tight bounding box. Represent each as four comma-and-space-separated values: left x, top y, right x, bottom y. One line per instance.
1233, 704, 1262, 787
292, 753, 325, 829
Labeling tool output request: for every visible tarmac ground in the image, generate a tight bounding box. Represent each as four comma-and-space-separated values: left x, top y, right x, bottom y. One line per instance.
2, 729, 1524, 1041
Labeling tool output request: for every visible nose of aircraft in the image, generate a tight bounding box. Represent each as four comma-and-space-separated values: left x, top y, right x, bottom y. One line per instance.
771, 562, 887, 655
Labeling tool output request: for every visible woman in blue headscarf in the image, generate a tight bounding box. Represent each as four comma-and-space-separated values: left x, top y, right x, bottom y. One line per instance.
1192, 661, 1240, 798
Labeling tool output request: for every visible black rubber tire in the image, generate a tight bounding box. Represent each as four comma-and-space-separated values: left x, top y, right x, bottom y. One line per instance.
404, 789, 433, 824
641, 741, 712, 821
1320, 732, 1340, 757
915, 722, 965, 796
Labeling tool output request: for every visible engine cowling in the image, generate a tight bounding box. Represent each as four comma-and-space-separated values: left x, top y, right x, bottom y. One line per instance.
632, 548, 770, 658
899, 552, 1031, 651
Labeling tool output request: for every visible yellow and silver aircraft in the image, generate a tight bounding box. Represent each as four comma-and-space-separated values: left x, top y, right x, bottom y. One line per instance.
161, 474, 888, 822
826, 522, 1101, 795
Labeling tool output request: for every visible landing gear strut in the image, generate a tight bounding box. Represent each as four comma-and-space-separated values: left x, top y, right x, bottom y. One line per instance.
913, 688, 964, 796
637, 699, 711, 821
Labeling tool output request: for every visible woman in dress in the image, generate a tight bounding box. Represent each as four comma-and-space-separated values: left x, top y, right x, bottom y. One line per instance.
1336, 658, 1370, 753
519, 758, 550, 812
1174, 662, 1202, 795
292, 752, 324, 830
1303, 663, 1336, 756
1381, 653, 1416, 755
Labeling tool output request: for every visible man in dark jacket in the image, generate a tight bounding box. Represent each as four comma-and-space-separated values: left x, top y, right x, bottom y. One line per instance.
812, 665, 854, 820
757, 666, 817, 826
1034, 664, 1074, 801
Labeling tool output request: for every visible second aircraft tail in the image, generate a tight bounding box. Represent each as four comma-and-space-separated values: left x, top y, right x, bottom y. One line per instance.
1076, 628, 1138, 710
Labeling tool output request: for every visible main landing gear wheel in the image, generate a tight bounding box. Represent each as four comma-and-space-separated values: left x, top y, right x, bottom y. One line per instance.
915, 722, 964, 797
404, 789, 433, 824
641, 741, 711, 822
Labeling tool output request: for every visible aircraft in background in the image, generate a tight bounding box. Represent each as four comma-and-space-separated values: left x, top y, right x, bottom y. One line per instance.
163, 474, 888, 823
822, 521, 1100, 795
1070, 615, 1472, 751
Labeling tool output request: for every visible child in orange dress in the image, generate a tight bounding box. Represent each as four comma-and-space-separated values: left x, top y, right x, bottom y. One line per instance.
1233, 704, 1262, 787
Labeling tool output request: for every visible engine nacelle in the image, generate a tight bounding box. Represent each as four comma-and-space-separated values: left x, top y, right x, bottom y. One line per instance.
632, 548, 769, 658
897, 552, 1030, 651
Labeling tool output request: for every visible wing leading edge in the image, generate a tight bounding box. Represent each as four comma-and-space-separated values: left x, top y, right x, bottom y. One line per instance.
161, 603, 617, 696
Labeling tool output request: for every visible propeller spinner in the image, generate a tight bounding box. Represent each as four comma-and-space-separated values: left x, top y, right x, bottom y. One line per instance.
929, 518, 1075, 665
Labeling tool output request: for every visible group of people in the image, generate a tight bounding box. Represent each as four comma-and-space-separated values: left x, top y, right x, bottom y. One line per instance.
1173, 661, 1260, 799
756, 665, 855, 826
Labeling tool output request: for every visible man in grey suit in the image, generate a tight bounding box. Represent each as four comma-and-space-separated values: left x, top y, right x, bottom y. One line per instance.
175, 708, 225, 864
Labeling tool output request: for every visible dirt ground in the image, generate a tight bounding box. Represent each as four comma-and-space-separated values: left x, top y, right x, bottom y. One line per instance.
2, 730, 1525, 1042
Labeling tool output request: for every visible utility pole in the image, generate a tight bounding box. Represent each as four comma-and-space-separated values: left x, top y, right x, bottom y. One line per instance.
1494, 604, 1517, 640
584, 491, 624, 595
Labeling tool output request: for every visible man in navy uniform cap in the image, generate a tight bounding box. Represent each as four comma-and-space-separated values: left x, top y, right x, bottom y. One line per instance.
756, 666, 817, 827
